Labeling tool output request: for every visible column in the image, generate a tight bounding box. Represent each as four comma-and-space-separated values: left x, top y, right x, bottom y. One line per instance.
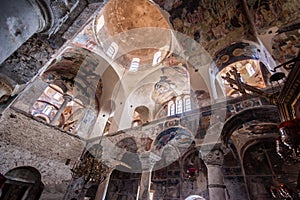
200, 143, 227, 200
94, 168, 114, 200
50, 94, 73, 125
0, 0, 47, 64
138, 152, 161, 200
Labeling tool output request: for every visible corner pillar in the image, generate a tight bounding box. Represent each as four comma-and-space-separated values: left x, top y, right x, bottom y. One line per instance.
200, 143, 227, 200
94, 168, 114, 200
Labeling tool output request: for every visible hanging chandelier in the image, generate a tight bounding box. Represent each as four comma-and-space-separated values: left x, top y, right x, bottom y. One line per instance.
71, 145, 109, 183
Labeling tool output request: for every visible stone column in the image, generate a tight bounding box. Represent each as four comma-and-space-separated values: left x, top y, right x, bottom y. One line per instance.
94, 168, 114, 200
0, 0, 47, 64
138, 152, 161, 200
50, 94, 73, 125
200, 143, 227, 200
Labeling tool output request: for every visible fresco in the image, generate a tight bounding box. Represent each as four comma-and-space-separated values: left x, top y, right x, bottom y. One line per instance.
247, 0, 300, 34
154, 127, 193, 150
244, 141, 300, 199
272, 29, 300, 63
154, 0, 256, 55
30, 85, 85, 133
152, 66, 190, 105
42, 47, 104, 108
93, 0, 171, 71
72, 22, 98, 52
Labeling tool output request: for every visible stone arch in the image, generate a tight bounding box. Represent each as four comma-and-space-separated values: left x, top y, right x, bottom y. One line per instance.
221, 105, 280, 145
2, 166, 44, 200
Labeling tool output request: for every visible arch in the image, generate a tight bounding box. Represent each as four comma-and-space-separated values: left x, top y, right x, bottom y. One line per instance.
241, 140, 298, 199
185, 195, 206, 200
5, 166, 42, 181
41, 47, 108, 111
221, 105, 280, 145
2, 166, 44, 200
131, 106, 151, 127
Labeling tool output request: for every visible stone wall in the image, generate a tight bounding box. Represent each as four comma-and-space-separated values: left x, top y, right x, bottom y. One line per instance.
0, 108, 85, 194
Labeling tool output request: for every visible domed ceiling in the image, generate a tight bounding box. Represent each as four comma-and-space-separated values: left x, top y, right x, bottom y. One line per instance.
94, 0, 172, 71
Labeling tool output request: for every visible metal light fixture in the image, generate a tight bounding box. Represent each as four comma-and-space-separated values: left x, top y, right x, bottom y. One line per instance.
71, 144, 109, 183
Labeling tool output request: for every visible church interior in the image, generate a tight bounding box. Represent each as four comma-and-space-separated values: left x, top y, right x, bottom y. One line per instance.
0, 0, 299, 199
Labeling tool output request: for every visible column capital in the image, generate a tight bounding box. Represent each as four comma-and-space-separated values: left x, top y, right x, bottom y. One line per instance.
199, 143, 227, 166
139, 152, 161, 172
63, 93, 73, 101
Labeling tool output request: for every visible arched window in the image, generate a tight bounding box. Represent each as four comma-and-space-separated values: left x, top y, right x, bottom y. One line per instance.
129, 58, 140, 72
183, 95, 192, 112
168, 100, 175, 116
176, 97, 183, 114
106, 42, 118, 58
167, 95, 192, 116
153, 51, 162, 66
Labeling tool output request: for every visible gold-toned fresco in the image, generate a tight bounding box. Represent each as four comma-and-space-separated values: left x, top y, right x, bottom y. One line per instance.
94, 0, 171, 71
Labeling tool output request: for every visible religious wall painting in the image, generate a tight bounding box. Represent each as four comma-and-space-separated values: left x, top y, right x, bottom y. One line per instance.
106, 171, 140, 200
153, 127, 194, 152
93, 0, 171, 71
272, 28, 300, 63
155, 0, 255, 55
248, 0, 300, 34
72, 22, 99, 53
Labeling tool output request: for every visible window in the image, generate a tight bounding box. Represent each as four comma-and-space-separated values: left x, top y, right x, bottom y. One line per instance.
184, 96, 192, 112
167, 95, 192, 116
246, 63, 255, 76
153, 51, 162, 66
129, 58, 140, 72
176, 98, 183, 114
96, 15, 105, 33
106, 42, 118, 58
168, 101, 175, 116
